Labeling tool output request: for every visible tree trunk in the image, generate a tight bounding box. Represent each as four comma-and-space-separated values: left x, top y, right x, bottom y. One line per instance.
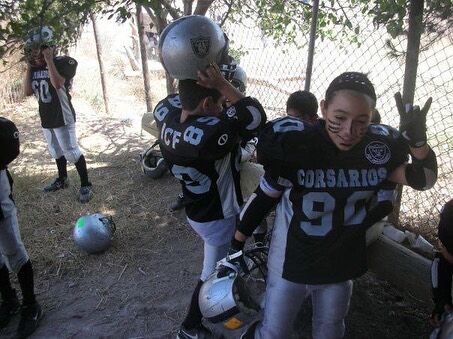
183, 0, 194, 15
388, 0, 425, 225
136, 4, 153, 112
90, 12, 111, 115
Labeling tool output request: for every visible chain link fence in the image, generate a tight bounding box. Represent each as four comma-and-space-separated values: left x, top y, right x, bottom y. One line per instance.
222, 7, 452, 236
1, 7, 451, 237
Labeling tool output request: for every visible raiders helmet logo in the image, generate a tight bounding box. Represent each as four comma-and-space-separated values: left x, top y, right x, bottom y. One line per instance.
190, 37, 210, 58
365, 141, 391, 165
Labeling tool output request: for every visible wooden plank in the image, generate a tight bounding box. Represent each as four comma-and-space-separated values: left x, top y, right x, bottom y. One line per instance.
367, 234, 432, 303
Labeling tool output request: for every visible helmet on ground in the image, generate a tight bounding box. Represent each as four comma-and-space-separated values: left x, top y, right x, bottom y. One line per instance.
73, 214, 116, 254
140, 141, 168, 179
199, 247, 268, 330
158, 15, 233, 80
231, 65, 247, 95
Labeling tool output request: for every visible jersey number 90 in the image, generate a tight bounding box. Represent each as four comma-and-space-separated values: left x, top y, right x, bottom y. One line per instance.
300, 191, 372, 236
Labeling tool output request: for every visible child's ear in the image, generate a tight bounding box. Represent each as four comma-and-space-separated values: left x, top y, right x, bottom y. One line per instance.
203, 96, 218, 113
320, 99, 327, 119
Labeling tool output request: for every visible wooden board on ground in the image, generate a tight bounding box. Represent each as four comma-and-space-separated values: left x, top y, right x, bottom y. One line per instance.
367, 234, 432, 303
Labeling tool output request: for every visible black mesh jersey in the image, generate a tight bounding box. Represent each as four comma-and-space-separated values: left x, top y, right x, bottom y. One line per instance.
258, 117, 409, 284
30, 56, 77, 128
0, 117, 20, 170
153, 94, 266, 223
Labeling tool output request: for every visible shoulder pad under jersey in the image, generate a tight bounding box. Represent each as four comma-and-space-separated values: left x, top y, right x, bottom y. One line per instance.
368, 123, 401, 140
222, 96, 266, 139
54, 56, 78, 79
257, 116, 314, 165
0, 117, 20, 168
153, 94, 182, 126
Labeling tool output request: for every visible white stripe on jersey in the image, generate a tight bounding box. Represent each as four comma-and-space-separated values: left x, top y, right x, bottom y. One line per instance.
268, 189, 293, 279
245, 105, 263, 130
215, 154, 241, 219
260, 176, 284, 198
56, 88, 74, 125
431, 257, 439, 288
377, 189, 395, 202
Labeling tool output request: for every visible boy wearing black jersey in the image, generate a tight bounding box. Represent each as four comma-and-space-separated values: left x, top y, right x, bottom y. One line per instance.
23, 40, 92, 203
431, 199, 453, 327
232, 72, 437, 339
153, 64, 266, 338
0, 117, 43, 338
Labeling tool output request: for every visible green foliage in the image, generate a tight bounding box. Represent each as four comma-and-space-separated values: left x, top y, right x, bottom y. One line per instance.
0, 0, 98, 62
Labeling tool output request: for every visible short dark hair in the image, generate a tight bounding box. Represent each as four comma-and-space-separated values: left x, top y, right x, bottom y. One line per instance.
178, 80, 222, 111
286, 90, 318, 118
371, 109, 381, 124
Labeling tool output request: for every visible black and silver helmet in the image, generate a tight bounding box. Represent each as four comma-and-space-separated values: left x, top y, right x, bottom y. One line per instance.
73, 214, 116, 254
140, 141, 168, 179
158, 15, 233, 80
199, 247, 268, 330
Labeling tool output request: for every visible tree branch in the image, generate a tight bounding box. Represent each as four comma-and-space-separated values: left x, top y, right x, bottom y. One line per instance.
219, 0, 233, 27
159, 0, 181, 19
193, 0, 214, 15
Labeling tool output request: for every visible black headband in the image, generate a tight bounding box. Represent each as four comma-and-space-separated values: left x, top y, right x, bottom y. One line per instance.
326, 72, 376, 102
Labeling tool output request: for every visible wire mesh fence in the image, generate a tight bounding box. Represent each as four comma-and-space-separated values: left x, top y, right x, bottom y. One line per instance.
222, 6, 452, 234
1, 6, 451, 235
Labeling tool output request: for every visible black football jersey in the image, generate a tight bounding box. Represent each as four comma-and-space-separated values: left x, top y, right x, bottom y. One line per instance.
258, 117, 409, 284
153, 94, 266, 222
30, 56, 77, 128
0, 117, 20, 170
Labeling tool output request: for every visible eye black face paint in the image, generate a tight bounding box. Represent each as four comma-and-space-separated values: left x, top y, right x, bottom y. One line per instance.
327, 118, 341, 134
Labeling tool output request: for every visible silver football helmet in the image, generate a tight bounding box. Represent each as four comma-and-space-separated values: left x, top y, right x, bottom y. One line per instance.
158, 15, 233, 80
24, 26, 55, 59
140, 142, 168, 179
199, 247, 268, 330
231, 65, 247, 95
73, 214, 116, 254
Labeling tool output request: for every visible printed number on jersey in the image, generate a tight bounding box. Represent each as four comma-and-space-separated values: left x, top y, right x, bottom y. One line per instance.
31, 80, 52, 103
300, 191, 372, 236
172, 165, 211, 194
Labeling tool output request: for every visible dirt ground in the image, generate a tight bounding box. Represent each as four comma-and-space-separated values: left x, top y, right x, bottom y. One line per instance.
1, 98, 433, 339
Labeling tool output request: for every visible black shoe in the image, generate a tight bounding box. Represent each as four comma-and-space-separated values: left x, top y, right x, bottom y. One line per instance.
43, 177, 69, 192
0, 293, 20, 329
78, 185, 93, 203
176, 324, 212, 339
16, 302, 43, 339
170, 193, 186, 212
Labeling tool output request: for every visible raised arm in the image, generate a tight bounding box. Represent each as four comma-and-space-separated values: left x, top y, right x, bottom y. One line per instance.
197, 63, 244, 105
389, 93, 437, 190
23, 65, 34, 96
42, 47, 66, 89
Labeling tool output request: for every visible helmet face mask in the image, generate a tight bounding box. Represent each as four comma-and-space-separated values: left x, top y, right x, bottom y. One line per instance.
199, 247, 268, 330
231, 65, 247, 95
158, 15, 233, 80
140, 142, 168, 179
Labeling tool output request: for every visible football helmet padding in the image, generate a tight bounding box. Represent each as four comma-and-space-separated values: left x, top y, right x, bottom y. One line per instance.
140, 141, 168, 179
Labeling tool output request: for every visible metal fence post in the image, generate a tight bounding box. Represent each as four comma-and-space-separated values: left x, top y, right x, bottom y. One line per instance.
304, 0, 319, 91
389, 0, 425, 226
